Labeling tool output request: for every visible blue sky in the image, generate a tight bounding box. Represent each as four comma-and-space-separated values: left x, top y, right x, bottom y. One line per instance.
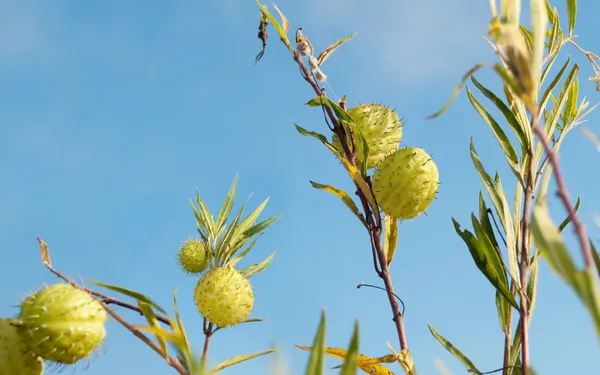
1, 1, 600, 374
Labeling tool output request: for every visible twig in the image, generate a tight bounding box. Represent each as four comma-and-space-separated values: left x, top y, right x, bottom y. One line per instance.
531, 109, 594, 268
200, 319, 214, 371
293, 51, 407, 349
101, 301, 188, 375
517, 109, 539, 375
36, 238, 187, 374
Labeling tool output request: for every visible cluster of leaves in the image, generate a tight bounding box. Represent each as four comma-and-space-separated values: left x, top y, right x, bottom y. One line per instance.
425, 0, 600, 374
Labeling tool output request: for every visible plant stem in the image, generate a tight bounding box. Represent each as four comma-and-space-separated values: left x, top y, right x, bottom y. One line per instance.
502, 283, 514, 375
530, 110, 594, 269
517, 111, 538, 375
201, 320, 214, 370
292, 52, 407, 350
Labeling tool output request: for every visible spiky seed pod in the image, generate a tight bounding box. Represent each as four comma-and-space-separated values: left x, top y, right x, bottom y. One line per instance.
372, 147, 439, 220
178, 238, 209, 274
0, 319, 44, 375
194, 266, 254, 328
332, 104, 403, 169
17, 283, 107, 365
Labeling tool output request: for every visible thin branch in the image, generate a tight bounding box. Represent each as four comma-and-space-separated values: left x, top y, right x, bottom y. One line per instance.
200, 319, 214, 372
531, 110, 594, 268
101, 301, 188, 375
36, 238, 186, 374
292, 49, 407, 349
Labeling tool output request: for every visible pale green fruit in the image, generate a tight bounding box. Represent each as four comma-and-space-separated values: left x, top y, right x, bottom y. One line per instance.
194, 266, 254, 328
18, 283, 107, 364
372, 147, 439, 220
0, 319, 43, 375
332, 103, 403, 169
178, 238, 209, 274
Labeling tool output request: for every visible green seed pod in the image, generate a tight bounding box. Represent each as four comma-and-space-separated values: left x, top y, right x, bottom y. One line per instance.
194, 266, 254, 328
332, 103, 403, 169
0, 318, 44, 375
178, 238, 209, 274
18, 283, 107, 365
372, 147, 439, 220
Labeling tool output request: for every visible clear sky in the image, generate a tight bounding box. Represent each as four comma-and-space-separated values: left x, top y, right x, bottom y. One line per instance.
1, 1, 600, 374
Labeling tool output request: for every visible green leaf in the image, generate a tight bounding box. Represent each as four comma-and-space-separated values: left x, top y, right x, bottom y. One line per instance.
88, 280, 168, 314
215, 174, 238, 237
230, 198, 268, 245
316, 33, 357, 67
339, 321, 359, 375
210, 347, 284, 373
530, 0, 548, 94
470, 75, 528, 155
306, 96, 355, 125
532, 198, 600, 340
384, 215, 399, 266
255, 0, 293, 55
138, 301, 168, 356
214, 197, 251, 263
225, 235, 262, 267
294, 123, 379, 218
528, 252, 540, 323
303, 310, 327, 375
428, 323, 481, 373
470, 140, 520, 290
466, 85, 524, 187
212, 318, 264, 334
558, 196, 581, 232
478, 192, 500, 252
309, 181, 367, 228
495, 290, 511, 334
192, 193, 216, 239
531, 199, 577, 282
591, 240, 600, 278
427, 63, 486, 119
240, 213, 282, 240
540, 57, 570, 115
567, 0, 577, 35
453, 218, 518, 309
240, 250, 276, 278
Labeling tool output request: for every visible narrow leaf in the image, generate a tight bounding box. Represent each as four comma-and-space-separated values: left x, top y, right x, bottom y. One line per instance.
470, 75, 528, 154
240, 250, 276, 278
466, 86, 524, 187
591, 240, 600, 278
294, 123, 380, 218
272, 4, 289, 34
36, 237, 52, 268
428, 323, 481, 373
558, 196, 581, 232
339, 321, 360, 375
88, 280, 168, 314
303, 310, 326, 375
427, 63, 486, 119
215, 174, 238, 236
495, 290, 511, 334
211, 347, 283, 373
316, 33, 357, 67
256, 0, 293, 55
306, 96, 355, 125
138, 301, 168, 356
310, 181, 367, 228
567, 0, 577, 35
384, 215, 399, 265
530, 0, 548, 95
453, 218, 518, 309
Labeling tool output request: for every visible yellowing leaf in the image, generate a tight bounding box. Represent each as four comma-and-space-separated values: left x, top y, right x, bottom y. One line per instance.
296, 345, 395, 375
272, 4, 289, 34
317, 32, 357, 67
384, 215, 399, 265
